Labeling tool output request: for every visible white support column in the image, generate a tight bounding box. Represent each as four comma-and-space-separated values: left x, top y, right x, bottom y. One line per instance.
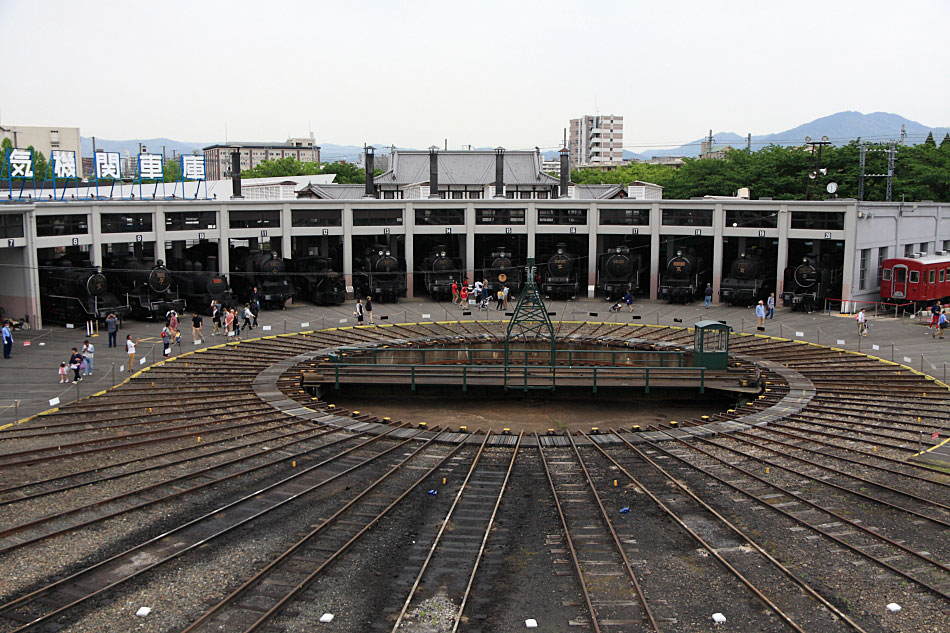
404, 203, 414, 299
280, 203, 292, 258
649, 203, 660, 299
465, 201, 476, 284
587, 204, 597, 297
527, 201, 536, 260
775, 204, 789, 298
25, 208, 42, 329
218, 205, 230, 280
342, 203, 353, 297
153, 205, 166, 264
839, 203, 857, 313
89, 206, 102, 267
712, 203, 724, 304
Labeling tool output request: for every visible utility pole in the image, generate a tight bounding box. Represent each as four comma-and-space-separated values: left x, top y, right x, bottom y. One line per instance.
803, 136, 831, 200
857, 141, 897, 201
886, 142, 896, 202
857, 143, 866, 201
900, 124, 906, 145
747, 133, 751, 152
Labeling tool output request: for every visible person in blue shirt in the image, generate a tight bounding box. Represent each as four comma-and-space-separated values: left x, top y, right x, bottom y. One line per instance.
755, 300, 766, 328
623, 290, 634, 312
767, 293, 776, 319
1, 321, 12, 359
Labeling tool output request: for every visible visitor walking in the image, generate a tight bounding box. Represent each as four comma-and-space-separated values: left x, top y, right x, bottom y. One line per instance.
938, 311, 948, 339
192, 312, 203, 344
211, 301, 221, 336
355, 298, 364, 325
624, 290, 634, 312
857, 308, 869, 337
242, 304, 254, 331
68, 347, 83, 382
767, 293, 776, 319
496, 288, 504, 310
503, 285, 510, 309
167, 310, 179, 338
161, 324, 172, 356
225, 308, 235, 342
105, 313, 118, 347
704, 284, 713, 308
365, 296, 374, 324
451, 281, 459, 305
81, 340, 95, 375
126, 335, 138, 370
755, 300, 766, 328
58, 362, 68, 383
474, 279, 483, 303
459, 286, 469, 308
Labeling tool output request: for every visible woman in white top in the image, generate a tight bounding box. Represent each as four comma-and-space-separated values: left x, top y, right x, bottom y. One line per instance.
126, 335, 138, 371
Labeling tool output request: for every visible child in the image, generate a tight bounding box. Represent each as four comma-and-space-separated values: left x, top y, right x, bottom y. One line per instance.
58, 362, 68, 383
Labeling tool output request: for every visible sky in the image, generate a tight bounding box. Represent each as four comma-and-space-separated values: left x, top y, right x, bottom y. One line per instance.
1, 0, 948, 150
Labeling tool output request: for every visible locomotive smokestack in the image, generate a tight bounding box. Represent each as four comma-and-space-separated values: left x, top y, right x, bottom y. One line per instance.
231, 151, 243, 198
364, 146, 375, 198
559, 147, 570, 198
429, 147, 439, 199
494, 147, 505, 198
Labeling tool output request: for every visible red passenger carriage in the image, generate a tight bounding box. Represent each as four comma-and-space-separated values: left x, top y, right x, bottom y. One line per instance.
880, 253, 950, 306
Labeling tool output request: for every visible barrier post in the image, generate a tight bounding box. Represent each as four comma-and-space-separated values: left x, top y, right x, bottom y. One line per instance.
462, 366, 467, 392
14, 399, 19, 421
111, 363, 115, 387
283, 319, 287, 334
644, 368, 649, 394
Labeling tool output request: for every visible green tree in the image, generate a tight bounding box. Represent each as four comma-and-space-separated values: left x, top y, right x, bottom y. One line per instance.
30, 147, 47, 182
240, 158, 371, 184
924, 131, 937, 147
0, 137, 12, 179
941, 133, 950, 148
163, 159, 180, 183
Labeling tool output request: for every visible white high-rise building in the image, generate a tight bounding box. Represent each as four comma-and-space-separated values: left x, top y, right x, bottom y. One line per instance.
569, 115, 624, 166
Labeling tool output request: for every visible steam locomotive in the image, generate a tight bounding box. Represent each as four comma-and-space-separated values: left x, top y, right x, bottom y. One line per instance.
598, 246, 642, 300
293, 255, 347, 305
483, 247, 522, 296
168, 244, 233, 314
541, 243, 579, 300
104, 257, 185, 320
659, 250, 705, 303
781, 254, 840, 312
230, 248, 295, 309
719, 251, 768, 306
39, 257, 130, 324
355, 245, 406, 303
421, 247, 461, 300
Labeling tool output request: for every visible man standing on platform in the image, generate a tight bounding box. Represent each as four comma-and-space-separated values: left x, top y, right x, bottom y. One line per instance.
767, 293, 776, 319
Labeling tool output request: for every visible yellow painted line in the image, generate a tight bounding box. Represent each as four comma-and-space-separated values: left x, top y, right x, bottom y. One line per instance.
208, 343, 227, 349
263, 335, 277, 340
300, 330, 314, 334
0, 423, 12, 431
39, 407, 59, 416
914, 434, 950, 456
92, 390, 107, 397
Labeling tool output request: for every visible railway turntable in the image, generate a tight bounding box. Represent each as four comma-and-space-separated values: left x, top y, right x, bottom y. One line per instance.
0, 306, 948, 632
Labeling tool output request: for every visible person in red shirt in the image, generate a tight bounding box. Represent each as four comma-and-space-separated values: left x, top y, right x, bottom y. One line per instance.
459, 286, 469, 308
451, 281, 459, 304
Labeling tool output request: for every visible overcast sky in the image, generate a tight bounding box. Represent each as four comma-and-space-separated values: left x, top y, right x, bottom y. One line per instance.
2, 0, 947, 150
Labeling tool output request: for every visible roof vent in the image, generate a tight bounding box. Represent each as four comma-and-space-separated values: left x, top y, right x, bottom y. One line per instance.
936, 250, 948, 256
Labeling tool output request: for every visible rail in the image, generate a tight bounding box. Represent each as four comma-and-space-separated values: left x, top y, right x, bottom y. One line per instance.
328, 346, 684, 367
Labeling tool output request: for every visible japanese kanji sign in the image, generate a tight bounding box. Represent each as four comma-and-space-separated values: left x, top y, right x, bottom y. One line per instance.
138, 153, 164, 179
52, 150, 78, 178
95, 152, 122, 179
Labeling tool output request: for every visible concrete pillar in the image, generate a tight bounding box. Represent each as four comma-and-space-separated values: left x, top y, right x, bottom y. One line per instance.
154, 205, 166, 264
712, 203, 724, 304
218, 206, 230, 281
839, 203, 857, 312
527, 201, 536, 259
24, 208, 42, 329
465, 201, 476, 284
342, 203, 353, 297
587, 204, 597, 297
89, 206, 101, 267
280, 204, 292, 259
775, 204, 789, 297
404, 203, 414, 299
649, 203, 660, 299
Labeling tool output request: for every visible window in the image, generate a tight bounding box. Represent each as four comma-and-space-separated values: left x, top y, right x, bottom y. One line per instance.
904, 243, 914, 257
920, 242, 930, 255
877, 247, 887, 283
725, 209, 777, 228
790, 211, 844, 231
882, 268, 892, 281
229, 210, 280, 229
101, 213, 153, 233
476, 208, 526, 225
929, 269, 936, 283
940, 270, 945, 283
910, 270, 920, 283
600, 209, 649, 226
944, 240, 950, 251
537, 209, 587, 225
353, 209, 403, 226
291, 209, 342, 227
415, 209, 464, 225
36, 214, 88, 236
164, 211, 217, 231
662, 209, 713, 226
859, 248, 869, 290
0, 213, 24, 238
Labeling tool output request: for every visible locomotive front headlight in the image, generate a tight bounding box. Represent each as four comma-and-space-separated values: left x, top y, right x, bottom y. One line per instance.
385, 250, 391, 256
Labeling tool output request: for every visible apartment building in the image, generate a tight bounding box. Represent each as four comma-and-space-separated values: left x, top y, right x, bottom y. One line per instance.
0, 124, 83, 177
569, 115, 624, 166
203, 135, 321, 180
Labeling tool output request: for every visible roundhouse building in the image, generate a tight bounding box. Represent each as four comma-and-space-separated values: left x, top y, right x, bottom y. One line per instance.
1, 148, 947, 326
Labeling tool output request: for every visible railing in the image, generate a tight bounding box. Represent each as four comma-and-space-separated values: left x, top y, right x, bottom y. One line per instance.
824, 298, 914, 317
328, 346, 684, 368
323, 362, 707, 394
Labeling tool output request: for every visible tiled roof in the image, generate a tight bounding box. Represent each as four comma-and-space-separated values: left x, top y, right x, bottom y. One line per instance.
375, 150, 558, 187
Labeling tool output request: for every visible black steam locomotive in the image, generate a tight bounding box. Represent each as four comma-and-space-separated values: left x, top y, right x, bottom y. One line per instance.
230, 248, 295, 309
541, 243, 579, 300
293, 255, 347, 305
168, 244, 233, 314
39, 257, 130, 324
105, 257, 185, 320
421, 247, 461, 300
483, 247, 522, 296
598, 246, 641, 300
719, 251, 768, 306
355, 245, 406, 303
782, 254, 840, 312
659, 250, 705, 303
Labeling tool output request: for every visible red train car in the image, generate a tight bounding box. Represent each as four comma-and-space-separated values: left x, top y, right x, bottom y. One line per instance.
880, 254, 950, 305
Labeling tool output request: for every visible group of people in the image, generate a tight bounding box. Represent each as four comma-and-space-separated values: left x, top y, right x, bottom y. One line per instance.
209, 301, 259, 342
354, 296, 374, 324
928, 302, 948, 339
60, 339, 96, 383
754, 294, 777, 327
450, 280, 510, 310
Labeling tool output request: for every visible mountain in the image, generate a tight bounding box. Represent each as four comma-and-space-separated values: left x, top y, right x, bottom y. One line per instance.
618, 111, 950, 160
80, 137, 209, 157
